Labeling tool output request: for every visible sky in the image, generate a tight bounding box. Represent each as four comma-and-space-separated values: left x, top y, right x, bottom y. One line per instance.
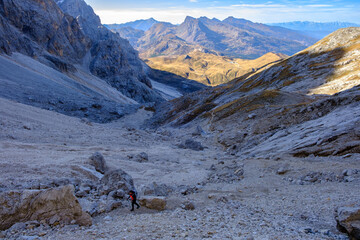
84, 0, 360, 24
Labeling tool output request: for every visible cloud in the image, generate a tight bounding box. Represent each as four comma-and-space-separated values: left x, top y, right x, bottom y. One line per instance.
306, 4, 334, 7
189, 0, 198, 2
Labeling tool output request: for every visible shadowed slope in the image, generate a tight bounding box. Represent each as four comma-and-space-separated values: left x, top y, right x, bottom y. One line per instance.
148, 27, 360, 127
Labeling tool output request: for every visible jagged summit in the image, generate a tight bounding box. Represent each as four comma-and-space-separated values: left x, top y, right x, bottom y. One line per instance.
177, 16, 216, 44
183, 16, 196, 22
56, 0, 104, 38
106, 18, 159, 31
56, 0, 162, 103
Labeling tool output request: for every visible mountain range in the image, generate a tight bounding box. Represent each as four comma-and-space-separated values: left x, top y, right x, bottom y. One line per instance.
148, 27, 360, 159
1, 0, 360, 237
269, 21, 360, 39
110, 17, 316, 59
110, 18, 360, 42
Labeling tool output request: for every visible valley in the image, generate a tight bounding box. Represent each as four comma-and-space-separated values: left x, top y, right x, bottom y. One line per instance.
1, 95, 359, 240
145, 51, 287, 86
0, 0, 360, 239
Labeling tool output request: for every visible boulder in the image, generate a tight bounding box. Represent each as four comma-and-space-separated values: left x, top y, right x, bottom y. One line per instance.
192, 126, 207, 136
179, 139, 204, 151
142, 182, 172, 196
134, 152, 149, 163
139, 196, 166, 211
88, 152, 108, 174
109, 189, 126, 199
181, 201, 195, 210
335, 205, 360, 239
0, 185, 92, 230
99, 169, 135, 195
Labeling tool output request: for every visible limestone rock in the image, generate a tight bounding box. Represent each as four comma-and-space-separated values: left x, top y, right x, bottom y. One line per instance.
56, 0, 164, 103
88, 152, 108, 174
109, 189, 126, 199
192, 126, 207, 136
139, 196, 166, 211
181, 201, 195, 210
142, 182, 172, 196
335, 205, 360, 239
0, 0, 165, 127
99, 169, 135, 195
134, 152, 149, 163
0, 0, 89, 62
179, 139, 204, 151
0, 185, 91, 230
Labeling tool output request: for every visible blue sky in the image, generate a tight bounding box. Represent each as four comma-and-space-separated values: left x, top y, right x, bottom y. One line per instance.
84, 0, 360, 24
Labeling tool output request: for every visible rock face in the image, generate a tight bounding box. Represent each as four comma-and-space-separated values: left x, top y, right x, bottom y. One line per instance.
0, 0, 164, 123
0, 0, 89, 62
56, 0, 163, 103
335, 206, 360, 239
0, 185, 92, 230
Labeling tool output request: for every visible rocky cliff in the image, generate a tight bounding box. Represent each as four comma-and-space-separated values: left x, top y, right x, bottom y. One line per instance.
0, 0, 89, 65
56, 0, 163, 103
0, 0, 163, 111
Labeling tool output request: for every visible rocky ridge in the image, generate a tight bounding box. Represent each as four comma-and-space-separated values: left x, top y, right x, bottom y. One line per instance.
0, 0, 164, 123
114, 16, 316, 59
0, 5, 359, 240
106, 18, 159, 32
145, 51, 287, 86
56, 0, 163, 103
148, 27, 360, 159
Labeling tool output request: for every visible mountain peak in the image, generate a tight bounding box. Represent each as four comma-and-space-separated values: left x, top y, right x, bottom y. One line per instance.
199, 16, 210, 20
106, 18, 159, 31
223, 16, 252, 24
56, 0, 102, 27
184, 16, 196, 22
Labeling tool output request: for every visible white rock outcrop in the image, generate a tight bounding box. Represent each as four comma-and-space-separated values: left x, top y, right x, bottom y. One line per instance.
0, 185, 92, 230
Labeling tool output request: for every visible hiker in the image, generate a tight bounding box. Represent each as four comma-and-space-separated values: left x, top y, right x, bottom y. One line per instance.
127, 190, 140, 211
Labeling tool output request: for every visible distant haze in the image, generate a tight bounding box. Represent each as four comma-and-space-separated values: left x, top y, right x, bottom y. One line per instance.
84, 0, 360, 24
